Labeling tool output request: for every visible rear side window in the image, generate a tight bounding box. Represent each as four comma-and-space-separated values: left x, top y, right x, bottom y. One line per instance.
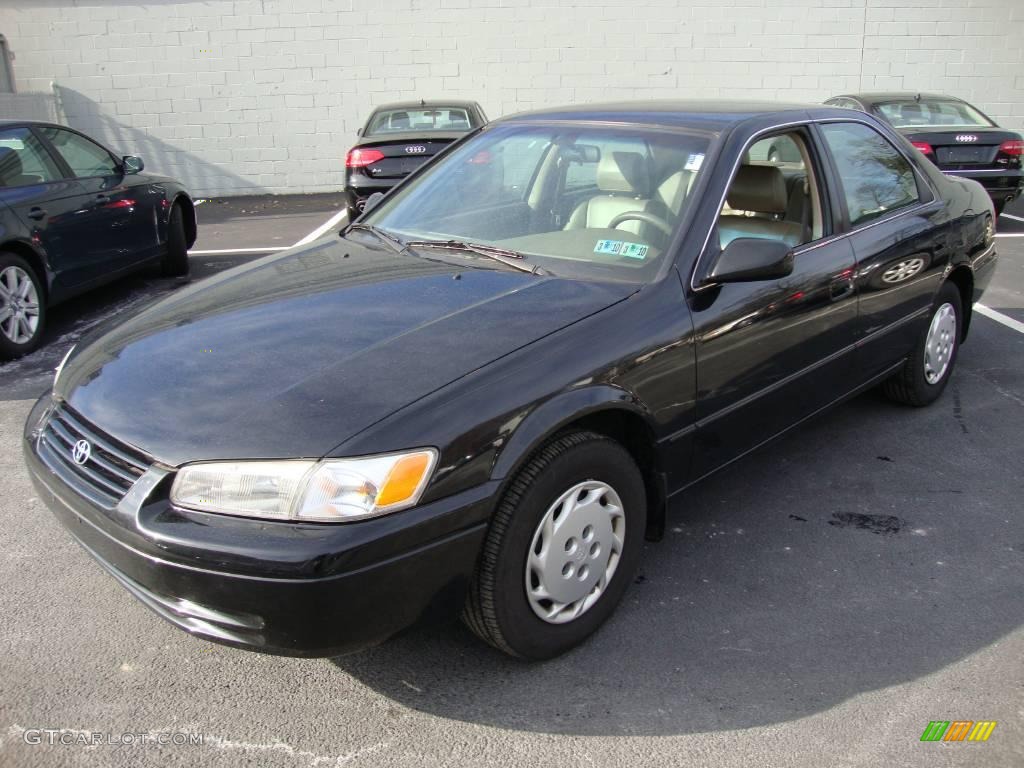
0, 127, 62, 187
820, 122, 920, 226
39, 127, 119, 178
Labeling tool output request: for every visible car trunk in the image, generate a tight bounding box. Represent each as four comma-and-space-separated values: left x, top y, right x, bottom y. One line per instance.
354, 131, 465, 180
900, 127, 1020, 170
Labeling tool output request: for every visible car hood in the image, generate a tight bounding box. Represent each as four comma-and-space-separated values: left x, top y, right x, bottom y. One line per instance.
56, 237, 636, 466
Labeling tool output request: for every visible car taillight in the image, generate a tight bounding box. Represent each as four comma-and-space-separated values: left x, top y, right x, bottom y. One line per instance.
998, 139, 1024, 156
346, 148, 385, 168
910, 141, 933, 155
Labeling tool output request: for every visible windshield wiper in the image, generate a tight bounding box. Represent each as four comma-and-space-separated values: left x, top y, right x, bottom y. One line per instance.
403, 239, 549, 275
344, 223, 408, 254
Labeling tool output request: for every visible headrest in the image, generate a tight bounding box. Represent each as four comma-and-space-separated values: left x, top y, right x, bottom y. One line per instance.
391, 111, 410, 128
726, 165, 788, 214
597, 151, 650, 196
657, 170, 694, 214
0, 147, 23, 185
901, 104, 923, 121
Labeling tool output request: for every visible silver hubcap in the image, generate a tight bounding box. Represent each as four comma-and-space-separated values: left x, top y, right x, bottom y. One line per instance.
882, 257, 924, 283
525, 480, 625, 624
0, 266, 40, 345
924, 302, 956, 385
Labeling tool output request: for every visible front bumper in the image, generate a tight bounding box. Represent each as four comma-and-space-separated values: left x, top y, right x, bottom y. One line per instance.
24, 396, 492, 657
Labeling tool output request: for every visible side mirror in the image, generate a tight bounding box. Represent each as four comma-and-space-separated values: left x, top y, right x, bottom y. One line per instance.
121, 155, 144, 174
706, 237, 794, 284
361, 192, 385, 215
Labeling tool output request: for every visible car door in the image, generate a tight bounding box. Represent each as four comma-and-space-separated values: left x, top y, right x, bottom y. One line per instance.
686, 126, 860, 479
815, 119, 947, 381
37, 126, 160, 277
0, 126, 91, 297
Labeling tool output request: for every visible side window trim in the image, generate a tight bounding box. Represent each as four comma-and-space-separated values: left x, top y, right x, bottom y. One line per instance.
814, 117, 936, 234
29, 125, 76, 181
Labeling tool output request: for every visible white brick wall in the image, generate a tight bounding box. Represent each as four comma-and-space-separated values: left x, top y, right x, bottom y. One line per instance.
0, 0, 1021, 196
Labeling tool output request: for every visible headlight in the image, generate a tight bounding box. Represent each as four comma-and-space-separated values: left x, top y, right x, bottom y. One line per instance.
170, 449, 438, 523
53, 345, 75, 390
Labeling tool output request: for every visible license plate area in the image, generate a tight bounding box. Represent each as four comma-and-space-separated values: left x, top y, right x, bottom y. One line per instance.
937, 146, 995, 164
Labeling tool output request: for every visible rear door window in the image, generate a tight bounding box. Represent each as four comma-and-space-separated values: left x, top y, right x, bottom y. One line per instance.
0, 127, 63, 187
820, 122, 921, 226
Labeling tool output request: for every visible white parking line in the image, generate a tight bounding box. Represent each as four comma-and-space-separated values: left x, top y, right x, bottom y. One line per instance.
188, 247, 288, 255
1000, 212, 1024, 223
975, 303, 1024, 335
293, 208, 349, 247
994, 233, 1024, 238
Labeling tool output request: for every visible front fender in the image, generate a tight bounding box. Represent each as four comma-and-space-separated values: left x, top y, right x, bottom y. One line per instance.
491, 385, 654, 479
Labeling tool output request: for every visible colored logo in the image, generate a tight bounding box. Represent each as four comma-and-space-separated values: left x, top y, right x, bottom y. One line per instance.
920, 721, 996, 742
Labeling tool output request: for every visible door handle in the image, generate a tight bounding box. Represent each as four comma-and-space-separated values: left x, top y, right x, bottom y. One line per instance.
829, 278, 855, 301
95, 194, 110, 204
26, 207, 46, 221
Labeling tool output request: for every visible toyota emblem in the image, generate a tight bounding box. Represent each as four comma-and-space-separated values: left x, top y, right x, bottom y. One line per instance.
405, 145, 426, 154
955, 134, 978, 143
72, 439, 92, 466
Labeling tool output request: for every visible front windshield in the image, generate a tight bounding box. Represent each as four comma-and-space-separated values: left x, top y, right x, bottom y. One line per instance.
361, 123, 715, 282
875, 100, 994, 129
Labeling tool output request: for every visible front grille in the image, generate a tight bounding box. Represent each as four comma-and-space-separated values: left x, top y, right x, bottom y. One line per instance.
37, 405, 149, 508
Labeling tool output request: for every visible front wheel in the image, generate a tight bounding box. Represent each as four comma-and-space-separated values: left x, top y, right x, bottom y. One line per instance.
160, 203, 190, 277
463, 431, 646, 659
883, 281, 962, 406
0, 253, 46, 359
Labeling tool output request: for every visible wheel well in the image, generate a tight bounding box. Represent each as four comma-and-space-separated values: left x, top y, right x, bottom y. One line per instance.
947, 266, 973, 341
559, 409, 667, 541
173, 196, 197, 248
0, 241, 49, 302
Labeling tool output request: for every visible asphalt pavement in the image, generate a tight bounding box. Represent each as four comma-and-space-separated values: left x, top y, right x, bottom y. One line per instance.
0, 196, 1021, 768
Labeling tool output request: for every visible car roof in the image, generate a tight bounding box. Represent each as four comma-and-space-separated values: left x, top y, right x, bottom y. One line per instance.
831, 92, 962, 106
369, 100, 482, 112
495, 100, 830, 132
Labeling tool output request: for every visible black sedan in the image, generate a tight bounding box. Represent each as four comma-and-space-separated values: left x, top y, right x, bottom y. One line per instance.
0, 121, 196, 358
343, 99, 486, 220
824, 92, 1023, 215
25, 101, 996, 660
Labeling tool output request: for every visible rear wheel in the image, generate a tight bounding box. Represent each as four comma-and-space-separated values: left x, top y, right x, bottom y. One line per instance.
882, 281, 962, 406
0, 252, 45, 359
160, 203, 189, 277
463, 431, 646, 659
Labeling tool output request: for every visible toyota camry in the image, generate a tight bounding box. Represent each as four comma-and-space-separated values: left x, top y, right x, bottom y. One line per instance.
25, 101, 996, 660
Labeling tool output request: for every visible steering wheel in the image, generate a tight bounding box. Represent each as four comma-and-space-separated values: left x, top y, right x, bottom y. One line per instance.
607, 210, 674, 236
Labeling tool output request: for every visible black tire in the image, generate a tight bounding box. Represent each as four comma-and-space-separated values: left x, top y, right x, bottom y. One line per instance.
463, 431, 647, 660
882, 281, 962, 406
0, 252, 46, 359
160, 203, 189, 277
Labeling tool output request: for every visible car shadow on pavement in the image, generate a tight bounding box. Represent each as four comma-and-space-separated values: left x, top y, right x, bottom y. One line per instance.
332, 353, 1024, 736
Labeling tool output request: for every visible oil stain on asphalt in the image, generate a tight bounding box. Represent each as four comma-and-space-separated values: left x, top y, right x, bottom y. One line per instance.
828, 512, 904, 535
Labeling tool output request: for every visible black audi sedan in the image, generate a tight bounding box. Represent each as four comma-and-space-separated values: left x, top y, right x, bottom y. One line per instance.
343, 99, 487, 220
825, 92, 1023, 215
26, 101, 996, 660
0, 121, 196, 358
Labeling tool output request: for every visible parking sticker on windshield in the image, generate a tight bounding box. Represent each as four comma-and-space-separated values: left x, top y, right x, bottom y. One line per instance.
685, 153, 704, 171
620, 242, 649, 259
594, 239, 623, 255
